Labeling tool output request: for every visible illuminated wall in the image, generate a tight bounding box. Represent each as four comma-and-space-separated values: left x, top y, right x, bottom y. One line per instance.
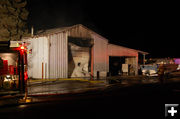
0, 53, 18, 66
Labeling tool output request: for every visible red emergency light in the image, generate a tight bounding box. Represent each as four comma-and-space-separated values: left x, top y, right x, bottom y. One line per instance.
18, 45, 26, 55
20, 46, 25, 50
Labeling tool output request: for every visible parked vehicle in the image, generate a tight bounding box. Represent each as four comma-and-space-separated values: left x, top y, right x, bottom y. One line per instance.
140, 65, 158, 76
3, 75, 18, 89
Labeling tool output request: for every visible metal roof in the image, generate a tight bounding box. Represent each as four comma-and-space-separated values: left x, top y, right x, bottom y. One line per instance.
37, 26, 71, 35
24, 24, 149, 55
137, 50, 149, 55
108, 43, 149, 55
35, 24, 109, 41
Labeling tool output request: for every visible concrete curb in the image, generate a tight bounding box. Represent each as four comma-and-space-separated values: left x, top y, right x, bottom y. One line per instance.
28, 78, 106, 83
28, 78, 107, 86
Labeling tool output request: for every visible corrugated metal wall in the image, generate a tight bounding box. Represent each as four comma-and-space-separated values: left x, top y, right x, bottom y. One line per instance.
49, 32, 68, 78
27, 37, 49, 79
92, 34, 108, 77
63, 25, 109, 77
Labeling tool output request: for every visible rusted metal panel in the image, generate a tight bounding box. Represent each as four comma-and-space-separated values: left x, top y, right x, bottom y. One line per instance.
49, 32, 68, 78
92, 34, 109, 77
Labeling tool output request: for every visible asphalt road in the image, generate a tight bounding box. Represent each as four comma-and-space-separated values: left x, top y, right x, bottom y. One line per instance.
0, 82, 180, 119
27, 79, 107, 95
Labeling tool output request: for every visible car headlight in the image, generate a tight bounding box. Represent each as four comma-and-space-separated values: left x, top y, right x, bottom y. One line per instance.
6, 75, 11, 78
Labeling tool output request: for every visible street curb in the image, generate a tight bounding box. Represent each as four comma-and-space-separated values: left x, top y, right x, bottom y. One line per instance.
27, 85, 108, 97
29, 78, 106, 83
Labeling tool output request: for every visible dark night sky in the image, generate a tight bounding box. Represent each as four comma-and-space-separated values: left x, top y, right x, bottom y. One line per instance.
26, 0, 179, 58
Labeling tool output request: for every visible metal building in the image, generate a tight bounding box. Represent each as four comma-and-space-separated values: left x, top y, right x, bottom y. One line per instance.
23, 24, 148, 79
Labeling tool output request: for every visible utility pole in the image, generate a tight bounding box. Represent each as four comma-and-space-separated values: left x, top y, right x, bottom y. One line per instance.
18, 43, 31, 103
19, 45, 25, 93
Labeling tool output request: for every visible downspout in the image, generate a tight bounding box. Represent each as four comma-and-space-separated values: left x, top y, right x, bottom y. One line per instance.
143, 54, 146, 65
31, 26, 34, 37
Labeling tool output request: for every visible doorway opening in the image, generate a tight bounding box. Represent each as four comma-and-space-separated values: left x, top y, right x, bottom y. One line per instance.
109, 56, 137, 76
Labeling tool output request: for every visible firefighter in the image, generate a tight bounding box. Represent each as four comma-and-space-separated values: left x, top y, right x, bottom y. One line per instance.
158, 64, 165, 84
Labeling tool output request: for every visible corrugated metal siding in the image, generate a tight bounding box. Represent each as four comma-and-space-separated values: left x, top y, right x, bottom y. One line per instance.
67, 25, 92, 39
26, 37, 49, 79
92, 34, 108, 77
49, 32, 68, 78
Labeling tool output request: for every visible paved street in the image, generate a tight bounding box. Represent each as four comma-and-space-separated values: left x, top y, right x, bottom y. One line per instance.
27, 79, 107, 95
0, 76, 180, 118
26, 76, 161, 96
0, 81, 180, 119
